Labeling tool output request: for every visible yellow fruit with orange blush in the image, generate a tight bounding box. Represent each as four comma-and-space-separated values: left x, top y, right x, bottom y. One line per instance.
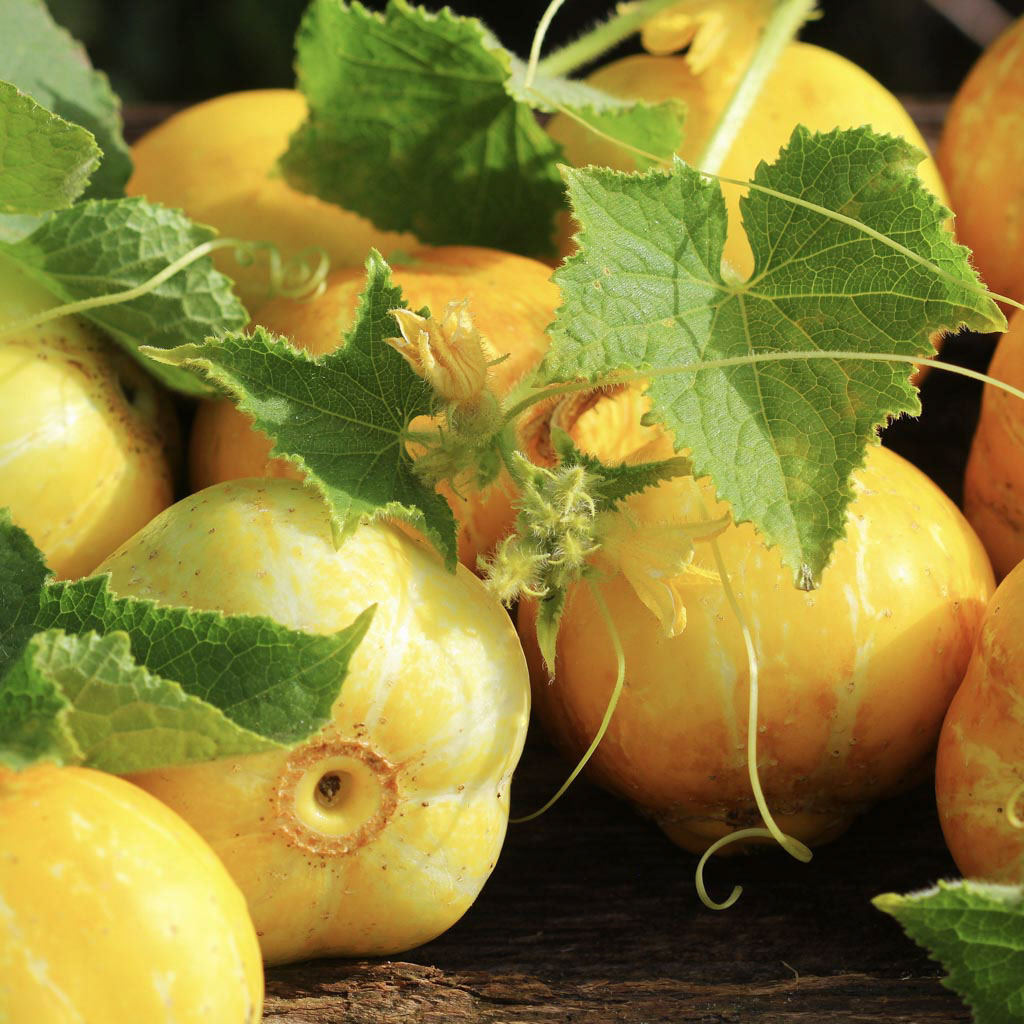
518, 387, 993, 854
938, 15, 1024, 308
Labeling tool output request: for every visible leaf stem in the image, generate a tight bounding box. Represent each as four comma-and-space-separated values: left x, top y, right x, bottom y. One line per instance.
0, 238, 236, 339
696, 0, 818, 176
534, 0, 682, 79
511, 578, 626, 823
525, 0, 571, 89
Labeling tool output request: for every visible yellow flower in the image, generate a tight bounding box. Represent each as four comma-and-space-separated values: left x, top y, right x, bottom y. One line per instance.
624, 0, 779, 70
595, 504, 729, 637
386, 301, 489, 405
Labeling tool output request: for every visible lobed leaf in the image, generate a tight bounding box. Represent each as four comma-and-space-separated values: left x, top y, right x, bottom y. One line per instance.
282, 0, 684, 256
149, 250, 460, 568
546, 127, 1006, 586
9, 629, 280, 774
38, 575, 375, 746
0, 517, 375, 773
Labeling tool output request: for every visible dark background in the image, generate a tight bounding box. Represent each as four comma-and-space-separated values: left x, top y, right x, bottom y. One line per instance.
49, 0, 1024, 105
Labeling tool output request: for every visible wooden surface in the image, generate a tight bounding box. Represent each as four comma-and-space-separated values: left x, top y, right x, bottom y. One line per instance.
125, 98, 994, 1023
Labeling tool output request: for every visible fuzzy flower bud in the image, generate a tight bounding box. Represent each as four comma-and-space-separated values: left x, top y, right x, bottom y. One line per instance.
386, 302, 489, 406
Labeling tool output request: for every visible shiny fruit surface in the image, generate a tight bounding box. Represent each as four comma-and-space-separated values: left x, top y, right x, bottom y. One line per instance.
0, 763, 263, 1023
96, 477, 531, 963
520, 441, 993, 852
189, 245, 558, 569
936, 559, 1024, 881
938, 15, 1024, 306
126, 89, 418, 308
0, 255, 176, 579
964, 308, 1024, 579
548, 43, 949, 281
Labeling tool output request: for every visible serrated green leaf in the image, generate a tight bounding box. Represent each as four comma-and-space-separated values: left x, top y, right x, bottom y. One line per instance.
874, 880, 1024, 1023
282, 0, 565, 256
0, 82, 100, 214
0, 641, 79, 770
0, 510, 50, 679
38, 574, 375, 746
148, 250, 460, 568
0, 0, 131, 201
12, 629, 280, 773
0, 197, 248, 395
0, 517, 374, 774
546, 127, 1006, 586
507, 59, 685, 171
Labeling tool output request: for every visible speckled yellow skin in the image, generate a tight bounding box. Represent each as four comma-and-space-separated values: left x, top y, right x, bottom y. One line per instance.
936, 561, 1024, 881
0, 764, 263, 1022
189, 245, 558, 571
520, 441, 994, 852
126, 89, 418, 309
964, 309, 1024, 580
548, 43, 950, 281
96, 478, 531, 963
0, 256, 176, 579
938, 16, 1024, 306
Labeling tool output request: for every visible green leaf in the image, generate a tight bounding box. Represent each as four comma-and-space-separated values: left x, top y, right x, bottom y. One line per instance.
0, 519, 374, 774
0, 82, 100, 214
0, 510, 50, 679
7, 629, 280, 773
283, 0, 562, 256
281, 0, 683, 256
546, 127, 1006, 587
148, 251, 460, 569
534, 588, 566, 681
551, 428, 693, 504
874, 880, 1024, 1023
507, 59, 685, 171
0, 0, 131, 201
38, 574, 376, 746
0, 638, 79, 770
0, 198, 249, 396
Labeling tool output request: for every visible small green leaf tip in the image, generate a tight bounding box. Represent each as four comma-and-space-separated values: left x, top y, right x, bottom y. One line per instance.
0, 83, 100, 215
0, 0, 132, 200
